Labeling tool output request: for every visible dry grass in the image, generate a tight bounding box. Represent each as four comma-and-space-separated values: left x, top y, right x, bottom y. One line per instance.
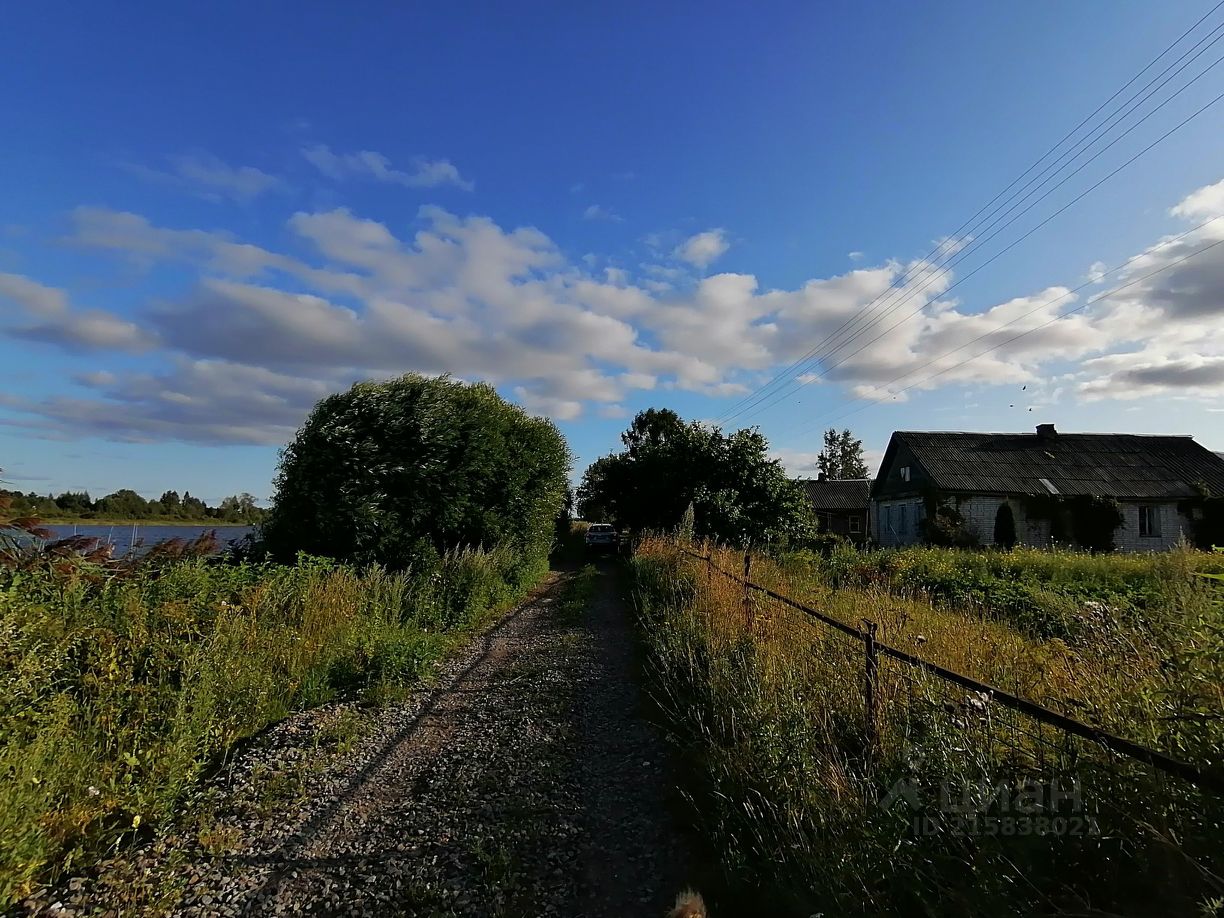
632, 536, 1224, 916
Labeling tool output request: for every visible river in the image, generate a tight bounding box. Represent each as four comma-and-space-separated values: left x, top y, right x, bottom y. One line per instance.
40, 524, 255, 555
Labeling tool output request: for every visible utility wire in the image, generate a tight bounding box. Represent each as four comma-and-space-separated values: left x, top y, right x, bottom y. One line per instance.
788, 230, 1224, 437
715, 1, 1224, 426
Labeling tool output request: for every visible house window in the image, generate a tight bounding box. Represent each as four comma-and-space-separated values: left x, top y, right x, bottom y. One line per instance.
1138, 505, 1160, 538
900, 466, 911, 482
849, 515, 862, 534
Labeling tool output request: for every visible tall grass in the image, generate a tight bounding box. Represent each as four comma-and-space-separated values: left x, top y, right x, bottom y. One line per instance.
0, 544, 541, 906
632, 536, 1224, 916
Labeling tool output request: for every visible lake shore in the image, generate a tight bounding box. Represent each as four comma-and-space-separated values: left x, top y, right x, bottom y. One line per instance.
39, 519, 257, 527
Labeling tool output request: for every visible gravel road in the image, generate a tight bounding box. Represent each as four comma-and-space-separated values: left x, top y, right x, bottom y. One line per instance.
28, 563, 699, 918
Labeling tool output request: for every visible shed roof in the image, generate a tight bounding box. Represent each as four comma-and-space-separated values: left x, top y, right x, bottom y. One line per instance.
796, 478, 871, 510
887, 430, 1224, 500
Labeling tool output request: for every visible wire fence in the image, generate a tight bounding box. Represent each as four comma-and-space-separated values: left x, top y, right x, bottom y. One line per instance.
665, 542, 1224, 907
682, 546, 1224, 795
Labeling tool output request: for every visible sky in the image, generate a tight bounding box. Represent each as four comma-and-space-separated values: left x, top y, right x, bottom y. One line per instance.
2, 0, 1224, 505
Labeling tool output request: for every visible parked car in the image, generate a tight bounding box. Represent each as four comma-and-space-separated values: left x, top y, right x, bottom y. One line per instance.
584, 523, 618, 553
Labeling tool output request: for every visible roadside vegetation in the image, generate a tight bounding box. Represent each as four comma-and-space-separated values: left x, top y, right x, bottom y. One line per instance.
632, 536, 1224, 916
0, 374, 571, 907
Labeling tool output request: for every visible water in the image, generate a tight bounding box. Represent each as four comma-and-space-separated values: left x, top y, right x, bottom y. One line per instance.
40, 524, 255, 556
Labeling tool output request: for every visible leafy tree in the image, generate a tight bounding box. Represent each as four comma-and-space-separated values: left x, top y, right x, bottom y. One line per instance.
262, 374, 571, 571
993, 502, 1017, 549
96, 489, 151, 520
158, 490, 182, 515
816, 428, 869, 479
181, 492, 207, 519
54, 491, 92, 513
576, 408, 814, 547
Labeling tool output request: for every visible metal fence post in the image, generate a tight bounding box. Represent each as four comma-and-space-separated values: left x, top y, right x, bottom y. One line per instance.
743, 550, 753, 634
863, 619, 879, 761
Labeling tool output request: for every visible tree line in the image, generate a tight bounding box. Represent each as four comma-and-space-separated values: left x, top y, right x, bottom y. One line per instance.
0, 488, 266, 524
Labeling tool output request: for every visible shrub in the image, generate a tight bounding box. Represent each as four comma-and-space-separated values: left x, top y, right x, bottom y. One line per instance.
262, 374, 571, 571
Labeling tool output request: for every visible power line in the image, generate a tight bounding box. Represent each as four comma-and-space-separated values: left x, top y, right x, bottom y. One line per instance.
715, 1, 1224, 426
719, 70, 1224, 430
789, 82, 1224, 395
789, 229, 1224, 437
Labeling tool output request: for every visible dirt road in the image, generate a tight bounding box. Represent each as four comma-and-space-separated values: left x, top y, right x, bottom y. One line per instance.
34, 564, 698, 917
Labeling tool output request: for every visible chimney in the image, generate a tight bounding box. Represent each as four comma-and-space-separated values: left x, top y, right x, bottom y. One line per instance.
1036, 423, 1057, 441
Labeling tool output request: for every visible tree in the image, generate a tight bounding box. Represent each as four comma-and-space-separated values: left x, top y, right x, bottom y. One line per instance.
576, 408, 814, 547
993, 502, 1017, 549
95, 489, 151, 519
54, 491, 92, 513
816, 428, 869, 480
262, 374, 571, 571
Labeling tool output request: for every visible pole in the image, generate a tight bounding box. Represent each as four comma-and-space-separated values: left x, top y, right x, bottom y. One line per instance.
743, 550, 753, 634
863, 619, 879, 764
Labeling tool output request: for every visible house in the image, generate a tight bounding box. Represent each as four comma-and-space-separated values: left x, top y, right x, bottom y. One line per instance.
797, 476, 870, 544
870, 425, 1224, 551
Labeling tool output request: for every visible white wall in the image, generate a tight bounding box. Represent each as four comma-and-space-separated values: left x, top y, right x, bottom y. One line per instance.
871, 494, 1192, 552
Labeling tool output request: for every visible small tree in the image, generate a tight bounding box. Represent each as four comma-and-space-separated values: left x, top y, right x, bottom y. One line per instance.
993, 503, 1017, 549
817, 428, 869, 479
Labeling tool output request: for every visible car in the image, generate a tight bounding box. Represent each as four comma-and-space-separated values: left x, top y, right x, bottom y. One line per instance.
584, 523, 618, 553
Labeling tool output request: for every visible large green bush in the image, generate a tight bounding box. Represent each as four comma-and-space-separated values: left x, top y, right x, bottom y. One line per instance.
262, 375, 571, 572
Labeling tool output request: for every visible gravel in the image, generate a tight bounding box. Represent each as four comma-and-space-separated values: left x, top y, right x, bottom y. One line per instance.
22, 564, 699, 917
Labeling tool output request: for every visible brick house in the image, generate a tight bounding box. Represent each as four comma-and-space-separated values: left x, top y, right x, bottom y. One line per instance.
796, 477, 870, 544
870, 425, 1224, 551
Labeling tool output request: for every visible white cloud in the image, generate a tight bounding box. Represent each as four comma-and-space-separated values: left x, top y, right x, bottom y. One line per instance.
302, 145, 473, 191
582, 204, 623, 222
124, 153, 281, 201
10, 175, 1224, 444
673, 229, 729, 268
1170, 178, 1224, 220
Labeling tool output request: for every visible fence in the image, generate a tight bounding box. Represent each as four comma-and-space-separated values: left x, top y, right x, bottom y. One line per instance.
682, 546, 1224, 796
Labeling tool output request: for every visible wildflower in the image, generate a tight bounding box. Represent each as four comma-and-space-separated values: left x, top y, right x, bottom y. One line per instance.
87, 785, 100, 797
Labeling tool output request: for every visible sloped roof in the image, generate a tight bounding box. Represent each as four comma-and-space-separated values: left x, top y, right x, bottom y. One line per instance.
890, 431, 1224, 500
796, 478, 871, 510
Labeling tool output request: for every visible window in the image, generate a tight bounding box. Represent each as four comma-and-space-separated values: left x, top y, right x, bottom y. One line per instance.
1138, 505, 1160, 538
849, 515, 862, 534
900, 466, 911, 482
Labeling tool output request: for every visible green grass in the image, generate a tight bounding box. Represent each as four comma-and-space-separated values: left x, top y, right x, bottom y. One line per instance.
0, 544, 545, 906
632, 537, 1224, 916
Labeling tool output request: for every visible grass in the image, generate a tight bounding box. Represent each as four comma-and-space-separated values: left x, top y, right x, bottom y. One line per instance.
0, 543, 546, 907
632, 536, 1224, 916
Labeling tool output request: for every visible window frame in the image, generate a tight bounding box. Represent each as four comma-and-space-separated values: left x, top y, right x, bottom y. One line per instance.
1138, 504, 1161, 538
848, 514, 862, 534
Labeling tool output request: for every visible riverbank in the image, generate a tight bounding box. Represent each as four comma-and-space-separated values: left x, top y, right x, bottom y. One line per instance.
38, 519, 256, 527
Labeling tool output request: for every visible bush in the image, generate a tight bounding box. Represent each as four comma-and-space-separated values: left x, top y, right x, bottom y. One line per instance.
262, 375, 571, 572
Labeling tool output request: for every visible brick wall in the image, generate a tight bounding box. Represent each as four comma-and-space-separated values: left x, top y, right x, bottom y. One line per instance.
871, 493, 1192, 552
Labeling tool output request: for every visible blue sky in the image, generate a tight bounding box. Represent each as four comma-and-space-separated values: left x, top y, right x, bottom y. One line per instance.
2, 0, 1224, 504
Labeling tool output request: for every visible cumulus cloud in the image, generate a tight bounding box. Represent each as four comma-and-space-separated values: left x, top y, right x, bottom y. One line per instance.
582, 204, 623, 222
302, 145, 473, 191
1170, 178, 1224, 221
0, 272, 156, 352
125, 153, 282, 201
673, 229, 729, 268
8, 175, 1224, 445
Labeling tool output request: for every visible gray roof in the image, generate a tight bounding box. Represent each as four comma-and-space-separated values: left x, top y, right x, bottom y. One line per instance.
796, 478, 871, 510
888, 431, 1224, 500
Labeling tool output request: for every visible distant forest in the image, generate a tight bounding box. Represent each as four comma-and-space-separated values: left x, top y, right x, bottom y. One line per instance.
1, 488, 266, 525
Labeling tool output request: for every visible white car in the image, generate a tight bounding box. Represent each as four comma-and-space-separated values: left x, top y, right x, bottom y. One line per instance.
584, 523, 618, 553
